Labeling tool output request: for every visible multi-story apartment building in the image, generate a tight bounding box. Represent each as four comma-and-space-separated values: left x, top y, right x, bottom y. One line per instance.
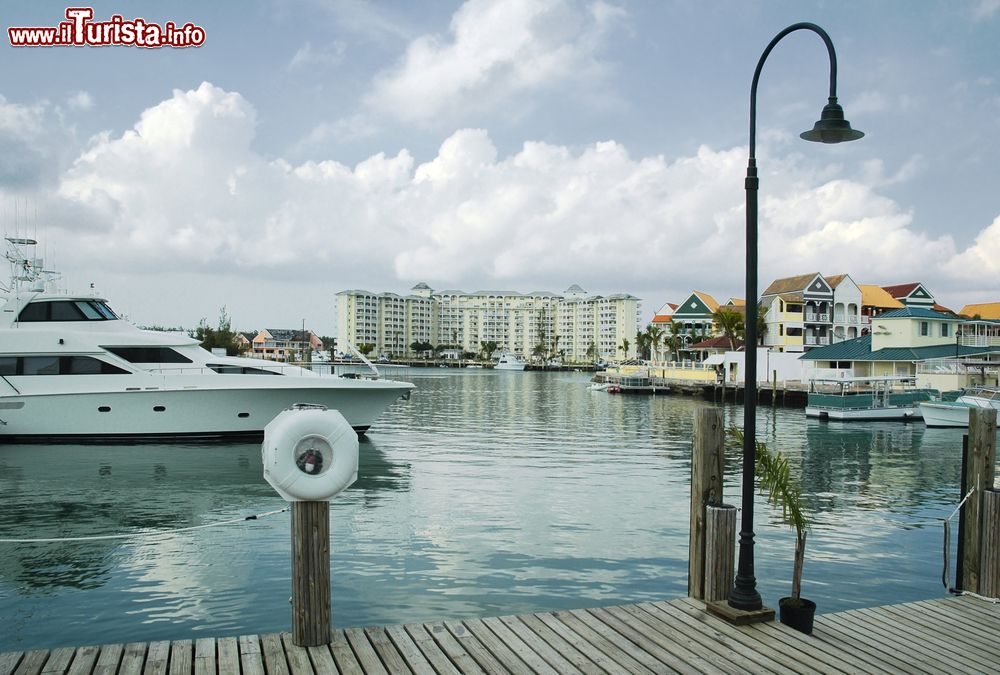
336, 284, 640, 362
761, 273, 843, 352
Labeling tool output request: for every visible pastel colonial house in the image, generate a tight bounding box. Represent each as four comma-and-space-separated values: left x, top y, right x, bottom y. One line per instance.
824, 274, 864, 343
800, 307, 1000, 388
670, 291, 721, 345
760, 273, 834, 352
858, 284, 904, 332
882, 282, 936, 309
251, 329, 324, 362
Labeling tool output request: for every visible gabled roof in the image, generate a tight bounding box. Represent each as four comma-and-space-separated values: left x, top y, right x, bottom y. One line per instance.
762, 273, 824, 297
859, 285, 905, 309
878, 307, 963, 321
882, 282, 921, 297
800, 334, 1000, 361
411, 282, 432, 290
960, 302, 1000, 320
693, 291, 720, 312
689, 335, 745, 350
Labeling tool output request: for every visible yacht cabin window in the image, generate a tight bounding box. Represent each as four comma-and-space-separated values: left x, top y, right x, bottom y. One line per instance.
0, 355, 130, 375
207, 363, 281, 375
17, 300, 119, 322
104, 347, 193, 364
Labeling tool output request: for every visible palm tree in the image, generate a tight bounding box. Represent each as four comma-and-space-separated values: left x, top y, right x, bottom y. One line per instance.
586, 342, 599, 363
647, 324, 664, 362
618, 337, 631, 360
635, 330, 652, 361
712, 308, 744, 350
662, 323, 683, 362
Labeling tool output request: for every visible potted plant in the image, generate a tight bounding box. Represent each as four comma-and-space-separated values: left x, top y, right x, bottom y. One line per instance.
731, 428, 815, 634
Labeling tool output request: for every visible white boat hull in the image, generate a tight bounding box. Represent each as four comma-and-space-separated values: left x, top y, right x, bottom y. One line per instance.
0, 375, 413, 442
805, 405, 921, 421
919, 401, 972, 428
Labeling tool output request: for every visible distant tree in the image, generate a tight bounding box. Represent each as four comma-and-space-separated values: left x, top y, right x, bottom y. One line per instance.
635, 329, 652, 360
662, 323, 683, 362
647, 324, 664, 362
191, 306, 245, 356
357, 343, 376, 356
618, 337, 631, 359
713, 308, 744, 350
410, 340, 433, 357
532, 342, 547, 364
586, 342, 599, 362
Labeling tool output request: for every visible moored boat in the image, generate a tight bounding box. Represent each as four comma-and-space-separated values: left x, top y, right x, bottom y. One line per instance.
919, 386, 1000, 428
495, 351, 527, 371
0, 238, 414, 443
805, 377, 935, 421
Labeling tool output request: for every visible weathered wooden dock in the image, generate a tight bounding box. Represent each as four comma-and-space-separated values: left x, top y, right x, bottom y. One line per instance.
2, 594, 997, 674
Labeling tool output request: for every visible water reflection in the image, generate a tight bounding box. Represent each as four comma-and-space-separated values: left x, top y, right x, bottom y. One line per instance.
1, 369, 996, 652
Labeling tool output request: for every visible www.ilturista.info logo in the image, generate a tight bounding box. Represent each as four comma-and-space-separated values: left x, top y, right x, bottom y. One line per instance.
8, 7, 206, 48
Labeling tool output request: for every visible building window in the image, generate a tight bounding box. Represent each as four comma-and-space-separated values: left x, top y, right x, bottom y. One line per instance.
941, 323, 950, 337
920, 321, 929, 336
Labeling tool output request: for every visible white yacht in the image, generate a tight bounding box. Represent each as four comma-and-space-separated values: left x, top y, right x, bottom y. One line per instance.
0, 238, 414, 443
919, 387, 1000, 428
494, 351, 527, 371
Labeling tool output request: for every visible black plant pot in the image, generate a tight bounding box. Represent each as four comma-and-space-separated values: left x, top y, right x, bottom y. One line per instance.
779, 597, 816, 634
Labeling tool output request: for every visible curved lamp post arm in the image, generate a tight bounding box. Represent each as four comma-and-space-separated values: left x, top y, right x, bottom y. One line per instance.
749, 22, 838, 160
729, 22, 861, 613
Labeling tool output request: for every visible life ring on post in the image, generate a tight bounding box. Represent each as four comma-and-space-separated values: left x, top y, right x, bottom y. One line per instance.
262, 404, 359, 502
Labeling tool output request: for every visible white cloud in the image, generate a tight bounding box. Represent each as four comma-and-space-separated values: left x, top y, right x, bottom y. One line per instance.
67, 91, 94, 111
973, 0, 1000, 20
29, 82, 999, 329
288, 41, 346, 70
360, 0, 625, 126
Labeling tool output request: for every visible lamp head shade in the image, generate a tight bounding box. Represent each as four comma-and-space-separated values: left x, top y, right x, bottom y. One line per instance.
800, 97, 864, 143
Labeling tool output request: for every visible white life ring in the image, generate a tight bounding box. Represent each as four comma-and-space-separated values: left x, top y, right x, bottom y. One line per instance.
262, 405, 359, 502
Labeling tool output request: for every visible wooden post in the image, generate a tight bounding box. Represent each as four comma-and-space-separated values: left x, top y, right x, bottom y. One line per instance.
689, 407, 725, 599
960, 408, 997, 593
980, 489, 1000, 599
771, 370, 777, 407
705, 504, 736, 602
292, 501, 331, 646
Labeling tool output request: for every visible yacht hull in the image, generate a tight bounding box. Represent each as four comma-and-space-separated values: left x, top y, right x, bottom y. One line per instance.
918, 401, 972, 428
0, 378, 413, 443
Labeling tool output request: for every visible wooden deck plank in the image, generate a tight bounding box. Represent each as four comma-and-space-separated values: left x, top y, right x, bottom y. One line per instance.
411, 623, 482, 675
93, 644, 124, 675
809, 614, 922, 675
215, 638, 239, 675
817, 613, 942, 675
193, 638, 215, 675
237, 636, 265, 675
540, 610, 656, 675
304, 645, 338, 675
590, 606, 710, 675
167, 641, 192, 675
5, 595, 1000, 675
461, 618, 542, 674
141, 642, 169, 675
484, 615, 578, 674
440, 620, 509, 674
0, 652, 23, 675
836, 606, 963, 672
624, 603, 783, 675
12, 651, 47, 675
561, 609, 672, 674
645, 601, 801, 675
501, 615, 602, 675
279, 633, 315, 675
361, 627, 411, 675
66, 647, 100, 675
40, 648, 76, 675
384, 625, 448, 675
259, 634, 290, 675
118, 643, 147, 675
907, 599, 1000, 650
328, 631, 364, 675
859, 604, 1000, 671
343, 628, 388, 675
670, 599, 827, 675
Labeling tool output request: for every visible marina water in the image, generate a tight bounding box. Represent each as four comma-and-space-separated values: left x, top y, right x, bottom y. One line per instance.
1, 368, 993, 651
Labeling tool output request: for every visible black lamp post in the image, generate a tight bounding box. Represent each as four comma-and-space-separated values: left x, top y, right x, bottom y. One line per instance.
729, 22, 863, 612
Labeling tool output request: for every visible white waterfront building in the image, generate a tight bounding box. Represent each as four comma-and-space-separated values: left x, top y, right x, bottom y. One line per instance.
336, 284, 640, 362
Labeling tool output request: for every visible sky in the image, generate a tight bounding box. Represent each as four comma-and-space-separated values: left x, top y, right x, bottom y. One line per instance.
0, 0, 998, 336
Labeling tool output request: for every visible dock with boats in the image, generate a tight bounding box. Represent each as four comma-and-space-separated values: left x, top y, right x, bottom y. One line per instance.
2, 594, 998, 674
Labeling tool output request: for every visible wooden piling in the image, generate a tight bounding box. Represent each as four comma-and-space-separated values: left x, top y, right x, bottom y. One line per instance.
688, 408, 725, 599
960, 408, 997, 593
980, 489, 1000, 599
704, 504, 736, 603
291, 501, 331, 646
